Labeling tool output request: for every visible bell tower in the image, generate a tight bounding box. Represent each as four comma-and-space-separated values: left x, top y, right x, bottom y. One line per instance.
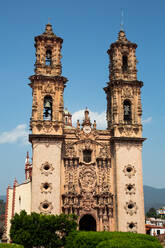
29, 24, 67, 214
104, 30, 145, 233
104, 30, 143, 136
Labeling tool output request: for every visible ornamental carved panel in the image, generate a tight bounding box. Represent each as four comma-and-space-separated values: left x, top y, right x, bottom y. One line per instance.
79, 166, 96, 193
124, 200, 138, 216
40, 162, 54, 176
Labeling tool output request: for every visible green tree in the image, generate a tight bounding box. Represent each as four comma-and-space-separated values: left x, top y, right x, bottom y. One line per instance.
146, 207, 159, 218
0, 200, 5, 239
10, 210, 77, 248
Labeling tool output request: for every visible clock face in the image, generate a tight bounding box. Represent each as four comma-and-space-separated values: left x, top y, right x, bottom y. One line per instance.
83, 126, 91, 134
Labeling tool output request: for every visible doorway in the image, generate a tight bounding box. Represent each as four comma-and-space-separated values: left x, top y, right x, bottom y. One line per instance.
79, 214, 96, 231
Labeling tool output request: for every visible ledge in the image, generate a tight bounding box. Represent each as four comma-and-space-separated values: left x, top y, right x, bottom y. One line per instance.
110, 137, 146, 143
29, 134, 65, 142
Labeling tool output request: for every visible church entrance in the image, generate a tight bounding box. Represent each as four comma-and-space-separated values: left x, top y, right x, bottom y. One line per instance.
79, 214, 96, 231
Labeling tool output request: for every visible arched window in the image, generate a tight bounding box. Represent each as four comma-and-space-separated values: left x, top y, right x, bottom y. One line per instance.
83, 149, 92, 163
122, 55, 128, 72
123, 100, 131, 122
46, 49, 52, 66
43, 96, 52, 120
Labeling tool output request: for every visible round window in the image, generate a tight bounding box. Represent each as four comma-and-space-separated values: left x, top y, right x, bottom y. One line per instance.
44, 164, 50, 171
127, 184, 133, 191
126, 166, 132, 173
43, 203, 49, 209
128, 203, 134, 209
129, 223, 135, 229
43, 183, 49, 190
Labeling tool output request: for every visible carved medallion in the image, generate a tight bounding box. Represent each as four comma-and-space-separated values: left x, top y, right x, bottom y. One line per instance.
79, 166, 96, 192
40, 162, 54, 176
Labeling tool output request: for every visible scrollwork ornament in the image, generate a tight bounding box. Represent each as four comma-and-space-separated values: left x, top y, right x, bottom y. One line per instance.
124, 200, 138, 216
79, 166, 96, 192
127, 222, 137, 233
125, 183, 136, 195
39, 200, 53, 214
40, 182, 52, 193
40, 162, 54, 176
123, 164, 136, 178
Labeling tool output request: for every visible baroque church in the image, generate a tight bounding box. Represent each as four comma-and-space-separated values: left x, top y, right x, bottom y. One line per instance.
4, 23, 146, 241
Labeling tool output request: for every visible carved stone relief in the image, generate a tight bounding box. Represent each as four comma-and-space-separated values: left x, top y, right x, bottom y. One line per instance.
123, 164, 136, 178
124, 200, 138, 216
39, 200, 53, 214
127, 222, 137, 233
40, 162, 54, 176
79, 166, 96, 192
125, 183, 136, 195
40, 182, 52, 193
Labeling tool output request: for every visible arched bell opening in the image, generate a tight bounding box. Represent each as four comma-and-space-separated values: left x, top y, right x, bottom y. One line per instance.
123, 99, 132, 123
43, 95, 52, 120
79, 214, 96, 231
122, 55, 128, 72
45, 49, 52, 66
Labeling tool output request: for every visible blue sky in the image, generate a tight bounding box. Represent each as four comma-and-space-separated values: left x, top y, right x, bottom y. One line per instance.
0, 0, 165, 195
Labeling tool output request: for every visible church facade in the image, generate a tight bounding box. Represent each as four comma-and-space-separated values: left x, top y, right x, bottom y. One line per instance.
4, 24, 146, 241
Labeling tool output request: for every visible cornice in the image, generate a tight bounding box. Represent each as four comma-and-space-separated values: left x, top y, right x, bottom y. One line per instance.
104, 80, 143, 92
29, 134, 65, 142
29, 74, 68, 84
35, 35, 63, 44
110, 137, 146, 143
108, 42, 137, 54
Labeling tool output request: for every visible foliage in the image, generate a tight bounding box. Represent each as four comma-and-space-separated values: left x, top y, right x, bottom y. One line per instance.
0, 200, 5, 215
0, 244, 23, 248
0, 200, 5, 240
64, 231, 162, 248
146, 207, 160, 218
96, 239, 163, 248
10, 210, 77, 248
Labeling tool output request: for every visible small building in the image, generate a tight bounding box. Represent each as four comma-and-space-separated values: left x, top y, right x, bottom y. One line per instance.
157, 207, 165, 216
146, 224, 165, 236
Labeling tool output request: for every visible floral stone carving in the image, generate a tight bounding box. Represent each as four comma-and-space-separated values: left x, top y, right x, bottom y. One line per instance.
39, 200, 53, 214
40, 162, 54, 176
123, 164, 136, 178
124, 200, 138, 216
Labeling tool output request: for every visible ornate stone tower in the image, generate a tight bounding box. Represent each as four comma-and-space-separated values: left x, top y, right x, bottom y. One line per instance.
29, 23, 67, 214
104, 30, 145, 233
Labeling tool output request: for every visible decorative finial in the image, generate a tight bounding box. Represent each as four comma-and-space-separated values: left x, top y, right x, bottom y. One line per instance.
25, 151, 29, 165
120, 8, 124, 31
44, 22, 54, 35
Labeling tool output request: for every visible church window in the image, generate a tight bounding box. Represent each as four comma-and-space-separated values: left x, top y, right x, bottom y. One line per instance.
129, 223, 135, 229
127, 184, 133, 191
128, 203, 134, 209
125, 184, 136, 195
123, 100, 131, 122
46, 49, 52, 66
43, 164, 50, 171
43, 183, 49, 190
126, 166, 132, 173
43, 96, 52, 120
43, 203, 49, 209
122, 55, 128, 72
65, 116, 68, 124
123, 164, 136, 178
83, 149, 92, 163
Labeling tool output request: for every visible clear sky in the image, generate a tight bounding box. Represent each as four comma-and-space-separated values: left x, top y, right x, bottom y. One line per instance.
0, 0, 165, 195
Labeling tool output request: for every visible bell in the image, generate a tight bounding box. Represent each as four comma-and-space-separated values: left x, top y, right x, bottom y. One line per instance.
44, 101, 51, 109
46, 51, 51, 59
